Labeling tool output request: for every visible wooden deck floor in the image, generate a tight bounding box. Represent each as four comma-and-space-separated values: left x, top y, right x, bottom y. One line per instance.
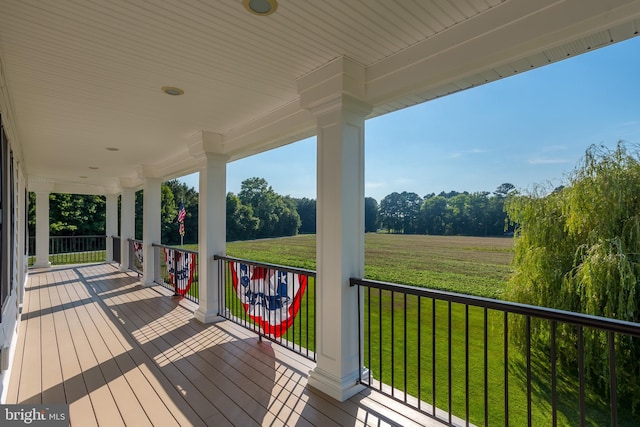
6, 263, 444, 426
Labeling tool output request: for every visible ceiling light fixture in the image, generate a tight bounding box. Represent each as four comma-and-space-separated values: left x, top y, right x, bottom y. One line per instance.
105, 147, 119, 151
79, 176, 88, 179
243, 0, 277, 16
161, 86, 184, 96
88, 166, 99, 170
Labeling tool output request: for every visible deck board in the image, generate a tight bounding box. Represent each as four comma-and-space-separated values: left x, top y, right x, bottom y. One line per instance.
6, 263, 447, 427
17, 270, 42, 405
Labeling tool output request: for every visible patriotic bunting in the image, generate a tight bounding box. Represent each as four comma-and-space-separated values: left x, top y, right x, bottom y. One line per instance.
229, 261, 307, 338
133, 241, 144, 265
164, 248, 197, 296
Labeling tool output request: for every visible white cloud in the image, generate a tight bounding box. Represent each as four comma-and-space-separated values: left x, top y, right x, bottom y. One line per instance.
449, 148, 487, 158
365, 181, 385, 189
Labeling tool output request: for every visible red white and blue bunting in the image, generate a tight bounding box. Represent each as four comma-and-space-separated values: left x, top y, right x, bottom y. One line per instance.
229, 262, 307, 338
164, 248, 196, 296
133, 241, 144, 265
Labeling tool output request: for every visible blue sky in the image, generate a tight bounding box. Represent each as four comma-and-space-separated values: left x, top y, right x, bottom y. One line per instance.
179, 36, 640, 202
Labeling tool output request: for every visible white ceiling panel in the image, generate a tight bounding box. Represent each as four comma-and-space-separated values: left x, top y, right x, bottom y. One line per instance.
0, 0, 639, 193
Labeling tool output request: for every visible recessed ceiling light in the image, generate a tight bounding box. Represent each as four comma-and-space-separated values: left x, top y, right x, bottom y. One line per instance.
161, 86, 184, 96
106, 147, 119, 151
88, 166, 99, 170
243, 0, 277, 16
79, 176, 88, 179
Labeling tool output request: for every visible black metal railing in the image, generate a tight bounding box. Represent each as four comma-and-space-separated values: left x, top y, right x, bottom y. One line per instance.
350, 277, 640, 427
215, 255, 316, 361
112, 236, 121, 263
153, 244, 199, 303
128, 239, 144, 275
28, 235, 107, 265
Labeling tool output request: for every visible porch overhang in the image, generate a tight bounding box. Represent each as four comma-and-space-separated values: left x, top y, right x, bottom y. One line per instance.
0, 0, 638, 193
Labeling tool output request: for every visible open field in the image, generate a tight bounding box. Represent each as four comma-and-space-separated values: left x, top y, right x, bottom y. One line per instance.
227, 233, 514, 299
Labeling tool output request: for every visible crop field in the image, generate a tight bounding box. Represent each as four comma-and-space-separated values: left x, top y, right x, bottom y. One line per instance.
228, 233, 514, 298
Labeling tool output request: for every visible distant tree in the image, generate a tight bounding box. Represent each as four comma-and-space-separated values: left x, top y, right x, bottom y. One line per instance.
379, 192, 404, 233
226, 192, 259, 241
467, 191, 490, 235
401, 192, 423, 234
135, 190, 143, 240
379, 192, 422, 233
420, 195, 448, 235
438, 190, 466, 199
364, 197, 379, 232
160, 184, 178, 244
293, 197, 316, 234
48, 193, 106, 236
491, 183, 517, 235
273, 196, 301, 237
493, 182, 516, 198
28, 192, 36, 238
238, 177, 300, 238
507, 143, 640, 411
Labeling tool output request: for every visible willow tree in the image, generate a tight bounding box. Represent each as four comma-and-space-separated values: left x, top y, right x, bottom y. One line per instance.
507, 142, 640, 411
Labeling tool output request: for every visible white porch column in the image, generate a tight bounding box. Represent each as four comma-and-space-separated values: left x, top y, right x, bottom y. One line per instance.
120, 186, 136, 272
33, 190, 51, 268
142, 176, 161, 286
298, 57, 371, 401
192, 132, 228, 323
105, 193, 118, 262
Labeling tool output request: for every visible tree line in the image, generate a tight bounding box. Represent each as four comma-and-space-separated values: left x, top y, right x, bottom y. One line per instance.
30, 178, 516, 243
375, 182, 517, 236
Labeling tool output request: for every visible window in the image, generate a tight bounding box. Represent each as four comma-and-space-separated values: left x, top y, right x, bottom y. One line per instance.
1, 115, 7, 311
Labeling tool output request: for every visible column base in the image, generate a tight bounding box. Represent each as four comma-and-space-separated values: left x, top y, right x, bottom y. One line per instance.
194, 308, 223, 324
307, 367, 368, 402
141, 280, 156, 287
32, 261, 51, 269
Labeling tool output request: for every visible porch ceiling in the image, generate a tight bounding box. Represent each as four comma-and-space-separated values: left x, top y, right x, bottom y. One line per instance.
0, 0, 639, 194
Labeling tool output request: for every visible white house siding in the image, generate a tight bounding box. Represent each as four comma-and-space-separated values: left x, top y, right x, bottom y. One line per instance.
0, 58, 29, 402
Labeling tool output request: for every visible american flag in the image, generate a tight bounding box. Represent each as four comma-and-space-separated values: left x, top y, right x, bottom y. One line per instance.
177, 201, 186, 223
179, 222, 185, 237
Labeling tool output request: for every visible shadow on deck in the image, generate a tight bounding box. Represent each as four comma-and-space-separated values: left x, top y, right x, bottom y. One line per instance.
7, 263, 445, 426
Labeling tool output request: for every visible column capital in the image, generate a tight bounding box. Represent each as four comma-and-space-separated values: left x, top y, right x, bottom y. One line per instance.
28, 176, 54, 193
119, 177, 141, 190
139, 165, 163, 179
189, 131, 225, 157
297, 56, 371, 117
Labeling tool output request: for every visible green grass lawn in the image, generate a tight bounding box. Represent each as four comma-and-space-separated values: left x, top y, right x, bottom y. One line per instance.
222, 233, 636, 426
